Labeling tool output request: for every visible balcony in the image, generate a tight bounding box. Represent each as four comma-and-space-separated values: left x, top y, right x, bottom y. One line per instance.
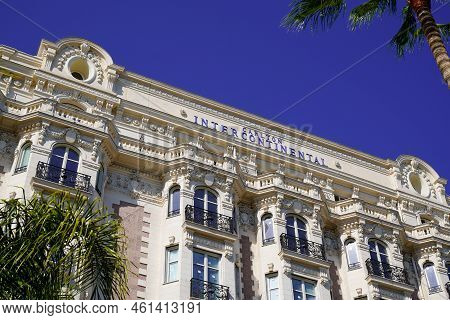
280, 233, 326, 261
185, 205, 235, 234
35, 161, 91, 193
365, 259, 410, 285
14, 166, 28, 174
190, 278, 230, 300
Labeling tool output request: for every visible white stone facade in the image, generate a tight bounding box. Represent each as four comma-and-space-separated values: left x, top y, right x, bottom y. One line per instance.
0, 38, 449, 300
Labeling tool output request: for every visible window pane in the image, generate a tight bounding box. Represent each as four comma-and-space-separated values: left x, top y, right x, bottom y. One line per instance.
346, 242, 359, 265
193, 265, 204, 281
171, 189, 180, 212
306, 294, 316, 300
293, 291, 303, 300
49, 154, 64, 168
269, 288, 279, 300
425, 265, 439, 288
66, 159, 78, 172
207, 191, 217, 204
304, 282, 315, 296
20, 146, 31, 167
368, 241, 376, 251
286, 216, 294, 227
52, 147, 66, 157
263, 218, 274, 239
298, 230, 307, 240
168, 248, 178, 263
292, 279, 301, 291
194, 189, 204, 200
193, 252, 204, 266
208, 268, 219, 284
68, 149, 79, 161
168, 262, 178, 282
208, 256, 219, 269
208, 202, 217, 213
296, 218, 306, 230
377, 243, 387, 255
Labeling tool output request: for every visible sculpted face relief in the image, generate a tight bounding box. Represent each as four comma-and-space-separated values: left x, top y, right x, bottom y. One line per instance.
193, 115, 326, 166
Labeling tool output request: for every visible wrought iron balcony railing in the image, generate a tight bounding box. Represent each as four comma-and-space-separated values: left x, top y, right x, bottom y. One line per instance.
280, 233, 326, 261
36, 161, 91, 193
185, 205, 235, 234
190, 278, 230, 300
365, 258, 410, 285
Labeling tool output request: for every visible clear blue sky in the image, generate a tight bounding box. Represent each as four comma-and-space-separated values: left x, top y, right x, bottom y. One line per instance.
2, 0, 449, 190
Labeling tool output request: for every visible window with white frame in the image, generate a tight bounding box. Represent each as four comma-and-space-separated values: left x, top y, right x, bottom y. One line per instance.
368, 239, 390, 277
15, 142, 31, 173
165, 246, 179, 283
345, 239, 360, 269
262, 214, 274, 244
168, 186, 180, 216
286, 215, 307, 239
48, 146, 80, 187
193, 251, 220, 284
193, 188, 218, 228
292, 277, 316, 300
423, 262, 440, 293
266, 273, 279, 300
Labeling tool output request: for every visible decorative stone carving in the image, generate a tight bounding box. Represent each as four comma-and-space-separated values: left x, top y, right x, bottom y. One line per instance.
352, 187, 359, 199
281, 198, 313, 216
238, 203, 256, 232
106, 170, 162, 202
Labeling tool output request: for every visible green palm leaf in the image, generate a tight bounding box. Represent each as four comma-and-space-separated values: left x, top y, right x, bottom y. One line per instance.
282, 0, 347, 30
350, 0, 397, 29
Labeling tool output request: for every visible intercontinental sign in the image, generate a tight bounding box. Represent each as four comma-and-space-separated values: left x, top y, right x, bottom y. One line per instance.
193, 115, 326, 166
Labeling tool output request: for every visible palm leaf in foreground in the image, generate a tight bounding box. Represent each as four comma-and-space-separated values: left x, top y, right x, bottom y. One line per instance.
0, 191, 128, 299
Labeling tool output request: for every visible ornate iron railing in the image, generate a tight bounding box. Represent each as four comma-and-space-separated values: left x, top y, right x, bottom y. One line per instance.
280, 233, 326, 261
185, 205, 235, 234
190, 278, 230, 300
365, 258, 410, 285
14, 166, 28, 174
36, 161, 91, 193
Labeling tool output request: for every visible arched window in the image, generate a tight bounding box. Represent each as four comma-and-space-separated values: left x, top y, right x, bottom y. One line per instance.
193, 188, 218, 228
95, 164, 104, 195
168, 186, 181, 217
48, 146, 80, 187
262, 214, 274, 244
285, 215, 308, 255
368, 240, 390, 278
15, 143, 31, 173
286, 215, 307, 239
345, 239, 360, 269
423, 262, 440, 293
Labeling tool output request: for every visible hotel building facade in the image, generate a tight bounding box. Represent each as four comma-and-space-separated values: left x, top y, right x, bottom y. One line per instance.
0, 38, 449, 300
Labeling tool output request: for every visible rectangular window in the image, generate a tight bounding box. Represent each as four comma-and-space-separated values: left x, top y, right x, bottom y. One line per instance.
266, 274, 279, 300
292, 277, 316, 300
165, 246, 179, 283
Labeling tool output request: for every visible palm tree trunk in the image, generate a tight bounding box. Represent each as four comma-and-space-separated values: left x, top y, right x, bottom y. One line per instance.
410, 0, 450, 88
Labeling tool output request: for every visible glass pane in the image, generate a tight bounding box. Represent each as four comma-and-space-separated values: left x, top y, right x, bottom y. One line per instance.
306, 294, 316, 300
168, 248, 178, 263
68, 149, 79, 161
263, 218, 274, 239
368, 241, 376, 252
49, 154, 64, 168
380, 253, 389, 264
52, 147, 66, 157
193, 265, 204, 281
267, 276, 278, 289
346, 242, 358, 265
298, 230, 307, 240
168, 262, 178, 282
286, 225, 295, 237
194, 189, 204, 200
171, 189, 180, 212
20, 146, 31, 167
269, 288, 279, 300
292, 279, 301, 291
66, 159, 78, 172
377, 243, 387, 255
207, 191, 217, 204
193, 252, 204, 266
208, 202, 217, 213
286, 216, 294, 227
305, 282, 315, 295
208, 268, 219, 284
293, 291, 303, 300
425, 265, 439, 288
194, 198, 204, 210
208, 256, 219, 269
296, 218, 306, 230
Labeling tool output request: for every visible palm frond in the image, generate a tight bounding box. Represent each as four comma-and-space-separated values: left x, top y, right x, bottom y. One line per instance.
350, 0, 397, 30
282, 0, 347, 31
437, 23, 450, 42
390, 5, 422, 57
